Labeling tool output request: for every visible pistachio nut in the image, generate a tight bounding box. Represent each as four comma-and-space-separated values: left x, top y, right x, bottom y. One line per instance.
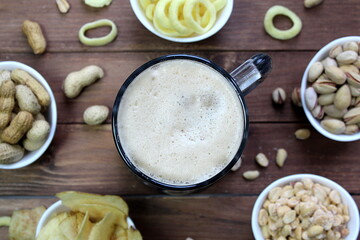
340, 64, 359, 74
356, 96, 360, 107
318, 93, 335, 106
343, 41, 359, 53
305, 87, 317, 110
346, 71, 360, 88
323, 105, 347, 118
324, 66, 346, 85
294, 128, 311, 140
336, 50, 358, 65
349, 85, 360, 97
343, 107, 360, 125
351, 97, 356, 107
304, 0, 323, 8
329, 45, 343, 58
320, 119, 346, 134
354, 56, 360, 68
321, 57, 337, 68
334, 84, 351, 110
291, 87, 302, 107
344, 124, 359, 135
308, 62, 324, 82
312, 78, 337, 94
311, 105, 324, 119
272, 87, 286, 104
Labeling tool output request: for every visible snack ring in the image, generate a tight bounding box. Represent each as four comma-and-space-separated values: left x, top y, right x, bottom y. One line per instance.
263, 5, 302, 40
78, 19, 118, 46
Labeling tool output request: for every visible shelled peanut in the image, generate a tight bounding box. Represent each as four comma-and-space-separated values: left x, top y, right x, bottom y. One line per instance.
305, 41, 360, 135
258, 178, 350, 240
0, 68, 51, 164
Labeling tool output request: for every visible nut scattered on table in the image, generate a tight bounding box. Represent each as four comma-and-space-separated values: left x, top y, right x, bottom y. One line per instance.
22, 20, 47, 54
258, 178, 350, 240
256, 153, 269, 167
272, 87, 286, 104
291, 87, 302, 107
304, 0, 324, 8
243, 170, 260, 180
305, 40, 360, 135
83, 105, 109, 125
56, 0, 71, 13
275, 148, 287, 167
294, 128, 311, 140
231, 157, 242, 172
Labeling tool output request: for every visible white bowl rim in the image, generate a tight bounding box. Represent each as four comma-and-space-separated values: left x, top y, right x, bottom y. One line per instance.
129, 0, 234, 43
300, 36, 360, 142
251, 173, 360, 240
36, 200, 136, 237
0, 61, 57, 169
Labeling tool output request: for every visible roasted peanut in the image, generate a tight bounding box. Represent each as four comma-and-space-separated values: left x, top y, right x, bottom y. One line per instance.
23, 120, 50, 151
63, 65, 104, 98
15, 85, 41, 114
22, 20, 47, 54
0, 70, 11, 85
0, 143, 24, 164
1, 111, 34, 144
0, 80, 16, 129
83, 105, 109, 125
11, 69, 50, 107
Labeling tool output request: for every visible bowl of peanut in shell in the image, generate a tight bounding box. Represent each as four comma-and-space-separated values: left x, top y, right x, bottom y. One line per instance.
0, 61, 57, 169
300, 36, 360, 142
251, 174, 359, 240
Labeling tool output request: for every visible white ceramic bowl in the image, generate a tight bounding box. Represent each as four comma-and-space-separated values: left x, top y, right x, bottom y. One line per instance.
36, 200, 136, 237
0, 61, 57, 169
300, 36, 360, 142
130, 0, 233, 43
251, 174, 359, 240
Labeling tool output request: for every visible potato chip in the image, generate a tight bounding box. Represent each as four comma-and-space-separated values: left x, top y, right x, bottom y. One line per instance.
88, 212, 117, 240
9, 206, 46, 240
0, 216, 11, 226
36, 212, 69, 240
77, 211, 93, 240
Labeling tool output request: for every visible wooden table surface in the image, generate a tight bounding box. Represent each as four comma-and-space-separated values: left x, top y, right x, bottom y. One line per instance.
1, 0, 360, 239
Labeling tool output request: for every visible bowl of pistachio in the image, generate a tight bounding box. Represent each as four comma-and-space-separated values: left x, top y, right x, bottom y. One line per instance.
300, 36, 360, 142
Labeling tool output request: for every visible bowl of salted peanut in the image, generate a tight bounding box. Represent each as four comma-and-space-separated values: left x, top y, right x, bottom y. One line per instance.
0, 61, 57, 169
251, 174, 359, 240
130, 0, 233, 42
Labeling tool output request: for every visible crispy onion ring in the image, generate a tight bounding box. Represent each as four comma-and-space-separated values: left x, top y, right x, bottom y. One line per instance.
263, 5, 302, 40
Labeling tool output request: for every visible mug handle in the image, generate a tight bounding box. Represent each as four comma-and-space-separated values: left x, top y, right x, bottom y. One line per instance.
230, 54, 272, 96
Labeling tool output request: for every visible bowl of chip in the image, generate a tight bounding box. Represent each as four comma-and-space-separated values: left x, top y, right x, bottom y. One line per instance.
130, 0, 233, 43
251, 174, 359, 240
0, 61, 57, 169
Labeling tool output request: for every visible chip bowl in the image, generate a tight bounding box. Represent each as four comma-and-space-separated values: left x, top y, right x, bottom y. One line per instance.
251, 174, 359, 240
300, 36, 360, 142
0, 61, 57, 169
36, 200, 136, 237
130, 0, 233, 43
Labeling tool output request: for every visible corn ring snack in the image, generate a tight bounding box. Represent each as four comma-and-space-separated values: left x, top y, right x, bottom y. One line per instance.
183, 0, 216, 34
145, 3, 156, 20
169, 0, 195, 35
140, 0, 151, 9
154, 0, 173, 29
263, 5, 302, 40
210, 0, 226, 11
153, 13, 187, 37
78, 19, 118, 46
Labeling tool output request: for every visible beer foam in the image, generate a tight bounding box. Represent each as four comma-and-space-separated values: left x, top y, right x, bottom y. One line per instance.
117, 59, 244, 185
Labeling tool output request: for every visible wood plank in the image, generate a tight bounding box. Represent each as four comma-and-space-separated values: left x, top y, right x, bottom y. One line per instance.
0, 196, 359, 240
0, 0, 359, 52
0, 123, 359, 196
0, 51, 310, 123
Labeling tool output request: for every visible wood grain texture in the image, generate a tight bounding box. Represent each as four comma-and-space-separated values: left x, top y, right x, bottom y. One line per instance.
0, 196, 359, 240
0, 123, 359, 196
0, 0, 359, 52
0, 51, 310, 123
